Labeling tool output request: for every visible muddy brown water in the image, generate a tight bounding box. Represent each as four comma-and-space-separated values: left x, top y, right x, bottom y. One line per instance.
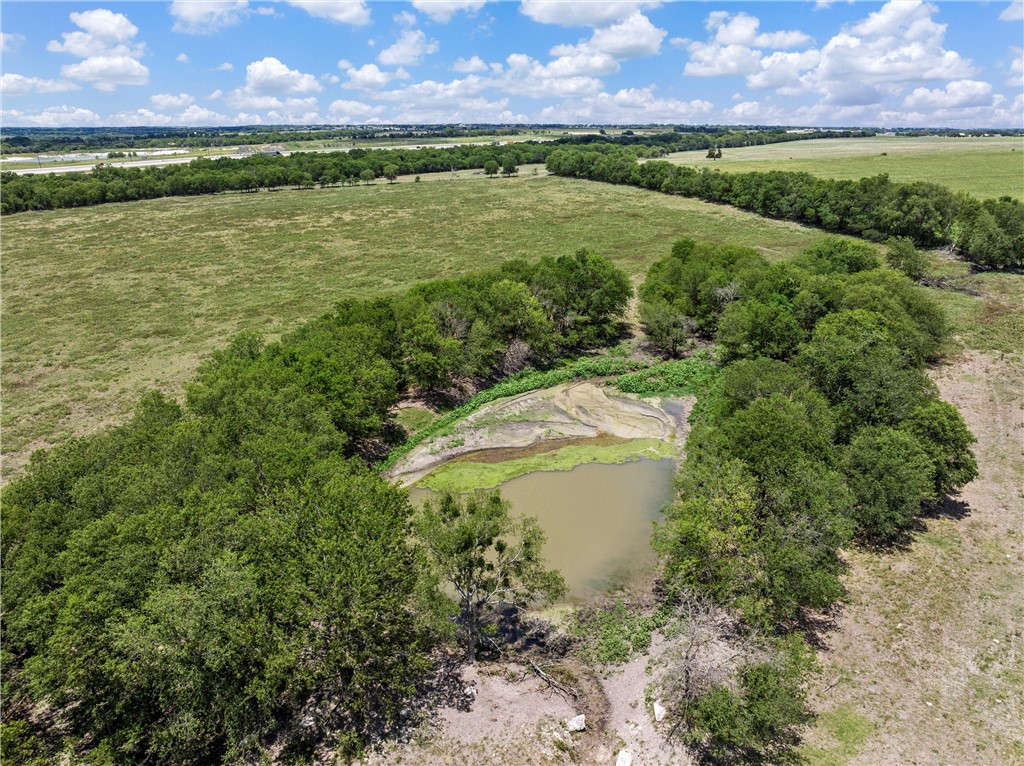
409, 457, 676, 600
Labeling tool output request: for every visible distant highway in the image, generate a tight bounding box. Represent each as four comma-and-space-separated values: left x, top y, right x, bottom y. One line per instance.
4, 138, 558, 176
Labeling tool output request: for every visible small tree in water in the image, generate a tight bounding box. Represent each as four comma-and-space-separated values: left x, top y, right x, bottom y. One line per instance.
415, 491, 565, 660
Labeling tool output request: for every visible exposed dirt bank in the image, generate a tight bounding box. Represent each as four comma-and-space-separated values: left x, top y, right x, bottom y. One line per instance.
386, 381, 693, 488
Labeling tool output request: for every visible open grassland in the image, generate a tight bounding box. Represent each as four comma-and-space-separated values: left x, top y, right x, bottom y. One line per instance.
663, 136, 1024, 199
1, 173, 834, 476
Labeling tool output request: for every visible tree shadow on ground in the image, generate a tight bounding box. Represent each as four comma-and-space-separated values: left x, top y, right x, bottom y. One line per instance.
923, 493, 972, 522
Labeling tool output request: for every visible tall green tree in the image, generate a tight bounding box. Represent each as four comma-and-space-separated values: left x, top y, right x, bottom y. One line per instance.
414, 491, 565, 660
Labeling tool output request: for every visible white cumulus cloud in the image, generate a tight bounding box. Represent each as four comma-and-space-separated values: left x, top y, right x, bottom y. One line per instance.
150, 92, 195, 110
452, 55, 489, 73
1009, 47, 1024, 88
328, 98, 387, 122
685, 43, 763, 77
180, 104, 231, 124
411, 1, 489, 23
241, 57, 322, 95
747, 50, 820, 93
520, 1, 661, 27
704, 11, 811, 49
2, 33, 26, 53
685, 10, 815, 87
378, 29, 439, 66
62, 56, 149, 92
585, 12, 666, 58
1000, 2, 1024, 21
903, 79, 993, 109
176, 52, 190, 63
538, 87, 712, 123
1, 105, 102, 127
48, 9, 149, 91
48, 8, 141, 56
285, 1, 371, 25
500, 53, 604, 97
1, 74, 81, 95
810, 0, 978, 106
170, 0, 249, 35
341, 63, 407, 90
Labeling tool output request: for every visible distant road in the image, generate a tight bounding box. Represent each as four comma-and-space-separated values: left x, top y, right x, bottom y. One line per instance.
5, 138, 558, 176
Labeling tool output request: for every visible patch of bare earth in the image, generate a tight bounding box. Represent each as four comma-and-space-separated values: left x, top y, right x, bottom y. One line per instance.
354, 647, 691, 766
356, 662, 585, 766
599, 634, 693, 766
803, 350, 1024, 764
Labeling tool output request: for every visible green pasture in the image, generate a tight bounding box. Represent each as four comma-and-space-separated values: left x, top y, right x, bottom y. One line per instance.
0, 173, 839, 475
662, 136, 1024, 200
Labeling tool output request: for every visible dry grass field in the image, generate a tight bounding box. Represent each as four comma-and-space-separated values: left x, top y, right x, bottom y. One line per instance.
1, 171, 839, 476
662, 136, 1024, 200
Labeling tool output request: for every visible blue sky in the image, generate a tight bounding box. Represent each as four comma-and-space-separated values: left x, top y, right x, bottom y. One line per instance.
1, 1, 1022, 128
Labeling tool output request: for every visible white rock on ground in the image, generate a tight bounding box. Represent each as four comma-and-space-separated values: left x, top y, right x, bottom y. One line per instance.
653, 700, 667, 722
566, 714, 586, 732
616, 749, 633, 766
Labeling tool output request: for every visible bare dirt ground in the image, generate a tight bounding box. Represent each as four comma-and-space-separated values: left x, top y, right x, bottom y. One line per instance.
802, 350, 1024, 765
359, 663, 581, 766
356, 649, 689, 766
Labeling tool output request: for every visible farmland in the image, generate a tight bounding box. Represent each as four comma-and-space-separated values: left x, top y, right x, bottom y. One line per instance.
662, 135, 1024, 200
1, 171, 842, 476
1, 136, 1022, 765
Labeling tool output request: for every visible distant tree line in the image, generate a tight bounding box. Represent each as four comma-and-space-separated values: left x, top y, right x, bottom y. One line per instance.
646, 237, 977, 760
0, 251, 630, 765
0, 125, 874, 156
1, 130, 877, 217
546, 147, 1024, 269
559, 128, 875, 152
0, 126, 523, 154
0, 142, 555, 214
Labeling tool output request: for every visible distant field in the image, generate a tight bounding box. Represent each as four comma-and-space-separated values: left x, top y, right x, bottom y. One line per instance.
662, 136, 1024, 200
1, 171, 843, 476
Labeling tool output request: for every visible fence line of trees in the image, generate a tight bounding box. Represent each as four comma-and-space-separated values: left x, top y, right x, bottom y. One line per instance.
546, 147, 1024, 269
0, 130, 874, 217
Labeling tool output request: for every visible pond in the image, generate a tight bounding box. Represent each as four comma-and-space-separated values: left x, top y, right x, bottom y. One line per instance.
410, 457, 676, 601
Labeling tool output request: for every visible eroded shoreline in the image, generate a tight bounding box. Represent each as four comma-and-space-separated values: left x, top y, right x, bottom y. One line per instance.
386, 380, 694, 490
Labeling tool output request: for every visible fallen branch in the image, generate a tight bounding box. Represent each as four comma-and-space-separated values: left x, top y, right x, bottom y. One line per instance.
918, 277, 985, 296
822, 676, 842, 694
528, 660, 579, 703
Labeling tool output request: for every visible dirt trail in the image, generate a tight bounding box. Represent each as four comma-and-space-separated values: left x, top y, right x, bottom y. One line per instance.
803, 350, 1024, 764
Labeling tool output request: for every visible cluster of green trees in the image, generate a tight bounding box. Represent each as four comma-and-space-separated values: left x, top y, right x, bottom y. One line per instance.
0, 252, 629, 764
546, 148, 1024, 269
647, 237, 976, 608
564, 128, 873, 153
645, 237, 977, 759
